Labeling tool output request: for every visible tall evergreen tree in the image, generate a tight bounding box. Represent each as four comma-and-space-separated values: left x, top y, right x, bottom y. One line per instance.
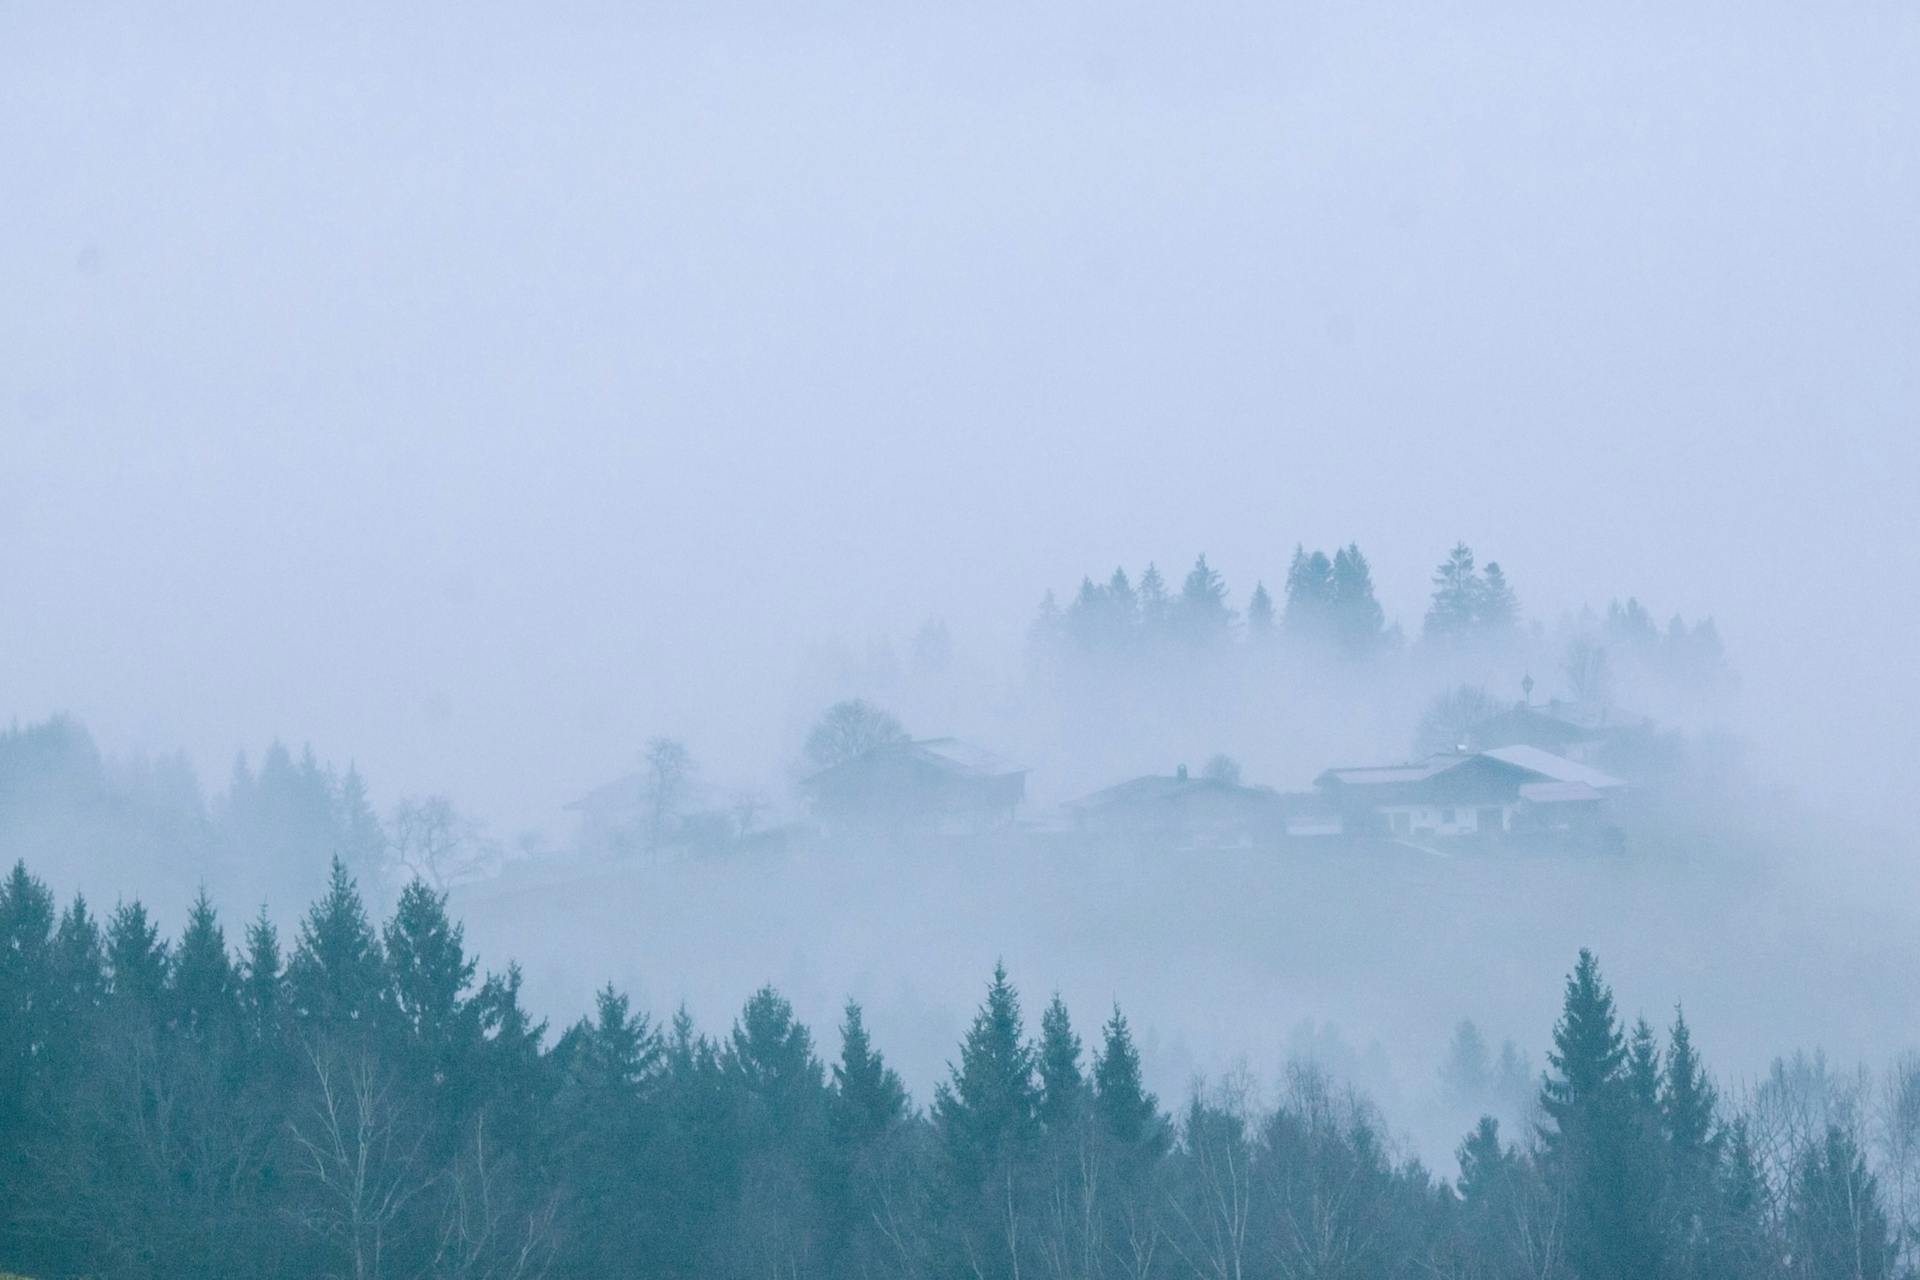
1424, 543, 1483, 640
1136, 563, 1171, 642
831, 1000, 908, 1148
1246, 580, 1276, 645
1329, 543, 1387, 658
1283, 545, 1336, 643
1787, 1125, 1895, 1280
105, 900, 169, 1007
1176, 554, 1233, 645
934, 963, 1039, 1190
383, 879, 480, 1093
1092, 1005, 1165, 1156
239, 906, 284, 1045
171, 888, 237, 1040
1478, 561, 1520, 634
1540, 950, 1661, 1279
286, 857, 386, 1034
1036, 995, 1085, 1132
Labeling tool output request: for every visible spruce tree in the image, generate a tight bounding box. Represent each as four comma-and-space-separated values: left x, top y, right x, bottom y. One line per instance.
171, 888, 237, 1041
105, 900, 169, 1007
1627, 1017, 1661, 1112
1540, 950, 1660, 1279
726, 984, 827, 1142
383, 880, 478, 1059
1177, 554, 1233, 645
1036, 994, 1085, 1131
1329, 543, 1387, 658
1136, 563, 1171, 645
933, 962, 1039, 1189
239, 906, 284, 1045
1424, 543, 1482, 640
1283, 546, 1335, 643
286, 857, 386, 1034
1788, 1125, 1895, 1280
1663, 1005, 1723, 1271
1092, 1005, 1165, 1156
1478, 561, 1520, 634
831, 1001, 907, 1148
1246, 581, 1276, 645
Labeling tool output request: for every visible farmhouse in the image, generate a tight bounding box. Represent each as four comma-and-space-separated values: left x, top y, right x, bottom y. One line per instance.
800, 737, 1026, 833
1065, 766, 1286, 849
1465, 697, 1646, 764
1314, 745, 1626, 845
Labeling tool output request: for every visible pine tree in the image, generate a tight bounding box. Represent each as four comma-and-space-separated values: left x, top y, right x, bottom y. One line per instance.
1424, 543, 1482, 641
1092, 1005, 1165, 1156
239, 907, 284, 1045
1329, 543, 1387, 658
171, 888, 237, 1041
49, 894, 107, 1027
286, 857, 386, 1034
1788, 1125, 1895, 1280
726, 984, 827, 1141
383, 879, 480, 1090
1036, 995, 1085, 1131
1246, 581, 1276, 645
1106, 567, 1139, 642
1663, 1007, 1721, 1181
1710, 1117, 1774, 1278
1454, 1116, 1531, 1277
831, 1001, 907, 1148
1478, 562, 1520, 634
1283, 546, 1335, 643
1136, 563, 1171, 643
1627, 1017, 1661, 1112
106, 900, 169, 1007
1177, 554, 1233, 645
1540, 950, 1661, 1279
934, 963, 1039, 1189
0, 862, 58, 1230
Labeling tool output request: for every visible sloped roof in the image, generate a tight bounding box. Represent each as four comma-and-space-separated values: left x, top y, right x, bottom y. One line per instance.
801, 736, 1024, 787
1316, 753, 1470, 788
1069, 774, 1279, 811
911, 738, 1023, 777
1478, 745, 1626, 790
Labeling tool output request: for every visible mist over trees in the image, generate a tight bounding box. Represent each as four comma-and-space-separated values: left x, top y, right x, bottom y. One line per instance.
0, 858, 1908, 1279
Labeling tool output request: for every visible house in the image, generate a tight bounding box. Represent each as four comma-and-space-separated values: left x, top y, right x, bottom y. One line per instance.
1065, 766, 1287, 849
800, 737, 1026, 833
1465, 694, 1651, 767
1315, 745, 1626, 845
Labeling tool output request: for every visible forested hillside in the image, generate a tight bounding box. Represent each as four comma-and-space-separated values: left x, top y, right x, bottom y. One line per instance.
0, 858, 1905, 1279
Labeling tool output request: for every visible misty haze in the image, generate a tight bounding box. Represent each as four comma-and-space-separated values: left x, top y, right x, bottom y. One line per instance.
4, 4, 1918, 1278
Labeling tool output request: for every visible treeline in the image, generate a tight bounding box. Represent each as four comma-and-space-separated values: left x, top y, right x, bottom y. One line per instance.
0, 716, 491, 906
0, 860, 1905, 1279
1028, 542, 1727, 695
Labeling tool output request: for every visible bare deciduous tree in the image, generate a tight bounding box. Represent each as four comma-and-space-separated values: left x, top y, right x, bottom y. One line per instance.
287, 1043, 433, 1280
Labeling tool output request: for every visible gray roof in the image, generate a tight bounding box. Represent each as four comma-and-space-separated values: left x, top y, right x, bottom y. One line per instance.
1478, 745, 1626, 790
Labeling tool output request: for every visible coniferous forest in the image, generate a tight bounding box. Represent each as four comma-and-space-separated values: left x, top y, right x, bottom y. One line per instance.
0, 856, 1903, 1280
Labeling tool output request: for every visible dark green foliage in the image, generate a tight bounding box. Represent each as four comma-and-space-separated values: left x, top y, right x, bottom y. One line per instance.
934, 963, 1040, 1189
0, 874, 1874, 1280
1788, 1125, 1895, 1280
1540, 949, 1665, 1279
286, 857, 386, 1034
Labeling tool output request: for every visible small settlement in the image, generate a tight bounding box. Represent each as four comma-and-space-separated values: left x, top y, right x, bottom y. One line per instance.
569, 689, 1649, 857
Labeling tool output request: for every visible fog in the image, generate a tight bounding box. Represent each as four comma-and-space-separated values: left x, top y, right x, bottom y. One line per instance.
5, 0, 1920, 1173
